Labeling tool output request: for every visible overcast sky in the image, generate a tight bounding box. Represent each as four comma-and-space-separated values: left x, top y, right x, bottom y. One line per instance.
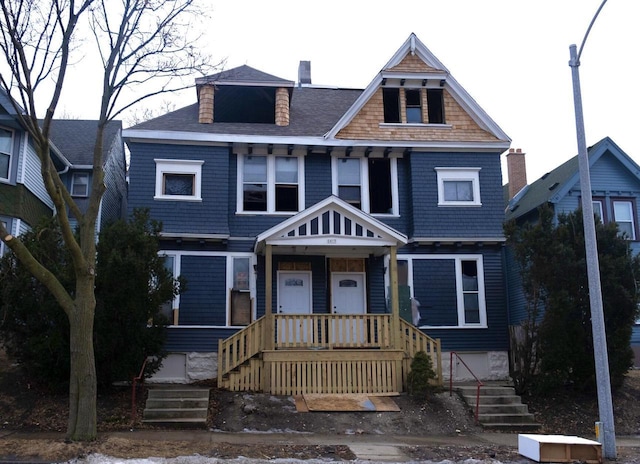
59, 0, 639, 185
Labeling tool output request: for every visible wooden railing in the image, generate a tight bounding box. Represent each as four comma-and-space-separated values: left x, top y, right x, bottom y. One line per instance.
218, 313, 443, 390
218, 316, 265, 381
274, 314, 392, 349
399, 319, 443, 385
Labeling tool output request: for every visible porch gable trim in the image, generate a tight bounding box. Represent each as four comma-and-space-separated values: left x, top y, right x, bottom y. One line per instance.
254, 195, 407, 253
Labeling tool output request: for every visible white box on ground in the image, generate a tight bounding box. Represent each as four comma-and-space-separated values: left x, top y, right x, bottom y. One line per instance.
518, 434, 602, 463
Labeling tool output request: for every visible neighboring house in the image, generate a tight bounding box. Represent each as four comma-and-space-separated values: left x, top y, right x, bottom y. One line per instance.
124, 33, 512, 391
0, 89, 126, 252
504, 137, 640, 367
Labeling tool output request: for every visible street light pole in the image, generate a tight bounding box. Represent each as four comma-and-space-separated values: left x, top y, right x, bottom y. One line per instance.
568, 0, 616, 459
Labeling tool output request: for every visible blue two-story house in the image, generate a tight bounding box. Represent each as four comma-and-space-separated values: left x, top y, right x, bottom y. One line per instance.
0, 90, 126, 253
505, 137, 640, 367
124, 34, 512, 392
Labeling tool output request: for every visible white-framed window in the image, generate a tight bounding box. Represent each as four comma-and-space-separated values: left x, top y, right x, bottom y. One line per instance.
229, 256, 252, 326
159, 253, 180, 325
613, 200, 636, 240
436, 167, 482, 206
71, 172, 89, 197
332, 157, 399, 215
154, 159, 203, 201
385, 254, 487, 328
0, 220, 7, 255
0, 127, 14, 182
237, 154, 304, 214
592, 200, 604, 222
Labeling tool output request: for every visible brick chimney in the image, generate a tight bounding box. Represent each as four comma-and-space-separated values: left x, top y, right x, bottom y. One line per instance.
507, 148, 527, 199
275, 88, 290, 127
198, 85, 214, 124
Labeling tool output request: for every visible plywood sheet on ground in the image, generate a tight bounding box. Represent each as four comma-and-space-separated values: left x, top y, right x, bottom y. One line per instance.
298, 394, 400, 412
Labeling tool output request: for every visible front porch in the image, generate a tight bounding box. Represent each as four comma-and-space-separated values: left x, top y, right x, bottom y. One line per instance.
218, 197, 442, 395
218, 314, 442, 395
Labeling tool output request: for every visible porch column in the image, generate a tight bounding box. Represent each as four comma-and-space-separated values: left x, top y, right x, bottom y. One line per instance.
389, 246, 401, 350
264, 244, 274, 351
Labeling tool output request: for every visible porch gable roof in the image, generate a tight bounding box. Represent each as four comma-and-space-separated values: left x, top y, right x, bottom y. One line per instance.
254, 196, 408, 254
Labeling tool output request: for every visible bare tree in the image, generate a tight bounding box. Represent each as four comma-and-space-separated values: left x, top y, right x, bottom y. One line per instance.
0, 0, 212, 441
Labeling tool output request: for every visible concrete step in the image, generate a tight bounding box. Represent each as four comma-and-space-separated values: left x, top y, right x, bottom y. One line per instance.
476, 403, 530, 414
145, 398, 209, 409
142, 387, 210, 426
478, 412, 538, 425
481, 422, 542, 432
456, 385, 517, 396
460, 394, 522, 405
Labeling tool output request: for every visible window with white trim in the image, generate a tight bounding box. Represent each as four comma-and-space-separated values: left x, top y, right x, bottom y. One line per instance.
613, 200, 636, 240
386, 254, 487, 328
436, 167, 481, 206
0, 127, 13, 181
237, 155, 304, 213
159, 254, 179, 324
593, 200, 604, 223
154, 159, 203, 201
0, 220, 7, 255
230, 256, 252, 326
332, 157, 398, 215
71, 172, 89, 197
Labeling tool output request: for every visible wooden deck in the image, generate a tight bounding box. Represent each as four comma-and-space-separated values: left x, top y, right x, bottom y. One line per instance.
218, 314, 442, 395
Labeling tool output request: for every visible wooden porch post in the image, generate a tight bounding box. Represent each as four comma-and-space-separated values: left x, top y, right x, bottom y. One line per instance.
389, 246, 401, 349
264, 244, 274, 351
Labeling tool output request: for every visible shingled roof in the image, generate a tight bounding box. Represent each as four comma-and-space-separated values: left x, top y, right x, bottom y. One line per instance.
505, 137, 638, 222
129, 86, 362, 137
48, 120, 122, 166
195, 64, 295, 87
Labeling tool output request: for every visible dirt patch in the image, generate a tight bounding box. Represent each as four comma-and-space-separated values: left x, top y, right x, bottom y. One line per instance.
2, 346, 640, 462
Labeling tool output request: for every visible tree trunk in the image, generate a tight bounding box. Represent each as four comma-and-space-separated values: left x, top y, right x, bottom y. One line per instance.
66, 275, 97, 441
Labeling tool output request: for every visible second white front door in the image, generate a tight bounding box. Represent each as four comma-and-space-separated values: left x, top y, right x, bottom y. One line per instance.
277, 271, 312, 343
331, 273, 366, 315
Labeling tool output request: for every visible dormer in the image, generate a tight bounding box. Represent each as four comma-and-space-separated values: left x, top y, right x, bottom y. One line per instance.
195, 65, 295, 126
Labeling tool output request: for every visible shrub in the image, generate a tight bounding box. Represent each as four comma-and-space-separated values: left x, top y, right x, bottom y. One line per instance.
407, 351, 436, 398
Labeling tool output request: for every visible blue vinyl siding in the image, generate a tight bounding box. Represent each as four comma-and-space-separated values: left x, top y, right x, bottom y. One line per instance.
408, 151, 504, 238
405, 247, 508, 352
305, 153, 332, 207
505, 246, 528, 325
367, 256, 387, 314
127, 142, 230, 235
179, 255, 227, 325
165, 327, 237, 352
413, 259, 457, 326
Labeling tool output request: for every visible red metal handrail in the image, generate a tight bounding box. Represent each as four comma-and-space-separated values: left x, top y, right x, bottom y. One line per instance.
449, 351, 484, 424
130, 357, 148, 426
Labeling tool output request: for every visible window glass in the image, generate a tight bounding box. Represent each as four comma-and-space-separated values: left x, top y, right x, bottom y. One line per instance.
461, 260, 480, 324
613, 201, 636, 240
0, 128, 11, 179
243, 156, 268, 211
0, 128, 11, 154
71, 172, 89, 196
0, 153, 9, 180
164, 173, 194, 196
444, 180, 473, 202
405, 89, 422, 123
159, 255, 176, 324
0, 220, 6, 255
593, 200, 604, 222
337, 158, 361, 209
382, 88, 401, 123
275, 157, 299, 212
369, 158, 392, 214
231, 257, 251, 326
427, 89, 445, 123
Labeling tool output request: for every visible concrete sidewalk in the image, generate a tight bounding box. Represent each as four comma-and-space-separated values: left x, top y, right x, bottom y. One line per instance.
2, 429, 640, 462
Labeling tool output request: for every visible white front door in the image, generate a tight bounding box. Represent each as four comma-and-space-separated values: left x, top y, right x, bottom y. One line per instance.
277, 271, 312, 343
331, 273, 366, 314
331, 273, 366, 344
278, 271, 312, 314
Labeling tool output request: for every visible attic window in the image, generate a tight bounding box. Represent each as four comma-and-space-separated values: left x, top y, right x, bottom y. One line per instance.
426, 89, 445, 124
382, 88, 401, 123
214, 86, 276, 124
405, 89, 422, 123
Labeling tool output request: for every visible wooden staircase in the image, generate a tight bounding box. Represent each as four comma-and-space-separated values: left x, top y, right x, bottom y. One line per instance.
456, 384, 540, 432
142, 387, 210, 426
